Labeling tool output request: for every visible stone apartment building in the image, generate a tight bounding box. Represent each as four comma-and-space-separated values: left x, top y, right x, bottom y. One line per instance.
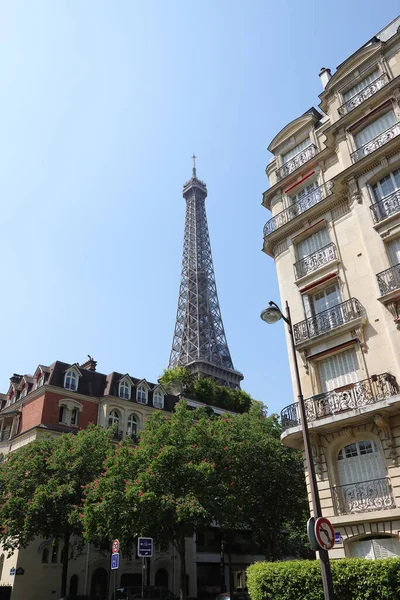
262, 16, 400, 559
0, 357, 262, 600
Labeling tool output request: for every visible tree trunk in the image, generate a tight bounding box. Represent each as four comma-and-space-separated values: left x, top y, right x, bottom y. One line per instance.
60, 531, 70, 597
177, 530, 186, 600
220, 535, 226, 593
228, 550, 233, 594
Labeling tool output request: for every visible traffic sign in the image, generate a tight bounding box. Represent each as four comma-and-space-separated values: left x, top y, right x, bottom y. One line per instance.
314, 517, 335, 550
138, 537, 153, 557
307, 517, 320, 551
111, 552, 119, 570
112, 539, 120, 554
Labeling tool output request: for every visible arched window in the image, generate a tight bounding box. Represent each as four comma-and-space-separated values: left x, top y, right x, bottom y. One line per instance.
42, 548, 49, 564
348, 535, 400, 559
64, 371, 78, 392
126, 414, 138, 437
119, 381, 131, 400
69, 574, 79, 596
153, 390, 164, 409
36, 374, 44, 389
108, 410, 120, 427
335, 440, 391, 515
20, 386, 27, 399
136, 385, 147, 404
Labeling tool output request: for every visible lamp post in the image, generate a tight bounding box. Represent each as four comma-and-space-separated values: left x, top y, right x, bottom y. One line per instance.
261, 300, 335, 600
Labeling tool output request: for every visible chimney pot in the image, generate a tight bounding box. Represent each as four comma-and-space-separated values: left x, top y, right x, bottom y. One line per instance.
319, 67, 332, 90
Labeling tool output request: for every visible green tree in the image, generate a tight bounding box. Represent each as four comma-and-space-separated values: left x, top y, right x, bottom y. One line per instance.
0, 425, 113, 596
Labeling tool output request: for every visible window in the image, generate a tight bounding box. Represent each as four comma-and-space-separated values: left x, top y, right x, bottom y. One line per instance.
303, 283, 341, 319
354, 110, 397, 149
387, 237, 400, 267
36, 374, 44, 389
51, 544, 59, 564
282, 138, 310, 164
41, 548, 49, 564
136, 385, 148, 404
119, 380, 131, 400
108, 410, 120, 427
59, 406, 66, 424
70, 408, 78, 426
20, 387, 27, 399
372, 168, 400, 201
296, 229, 330, 261
343, 69, 380, 102
153, 390, 164, 409
318, 348, 359, 392
64, 371, 78, 392
337, 440, 385, 485
349, 537, 400, 559
291, 181, 319, 205
126, 414, 138, 437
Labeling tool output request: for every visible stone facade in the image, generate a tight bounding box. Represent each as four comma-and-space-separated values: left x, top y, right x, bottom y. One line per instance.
262, 16, 400, 559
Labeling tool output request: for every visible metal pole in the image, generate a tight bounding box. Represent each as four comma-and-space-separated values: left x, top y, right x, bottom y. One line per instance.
284, 301, 335, 600
141, 557, 145, 600
83, 542, 90, 595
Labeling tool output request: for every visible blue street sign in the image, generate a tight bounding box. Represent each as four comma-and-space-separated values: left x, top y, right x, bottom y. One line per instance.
111, 552, 119, 570
335, 532, 342, 544
9, 567, 16, 576
138, 537, 153, 557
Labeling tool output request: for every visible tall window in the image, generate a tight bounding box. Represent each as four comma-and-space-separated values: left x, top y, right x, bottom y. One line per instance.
387, 237, 400, 267
70, 408, 78, 426
371, 168, 400, 202
343, 69, 380, 102
337, 440, 385, 487
108, 410, 120, 428
36, 374, 44, 389
136, 385, 148, 404
64, 371, 78, 392
354, 110, 397, 149
51, 544, 59, 564
291, 181, 319, 205
297, 229, 330, 260
119, 381, 131, 400
41, 548, 49, 564
153, 390, 164, 409
282, 138, 310, 164
303, 283, 341, 319
126, 414, 138, 437
318, 348, 359, 392
59, 406, 66, 424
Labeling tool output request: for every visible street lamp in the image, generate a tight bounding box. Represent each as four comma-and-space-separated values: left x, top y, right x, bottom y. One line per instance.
261, 300, 335, 600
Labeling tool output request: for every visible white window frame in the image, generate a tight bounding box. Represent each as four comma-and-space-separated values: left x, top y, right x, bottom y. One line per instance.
58, 399, 82, 426
136, 385, 148, 404
119, 380, 131, 400
371, 167, 400, 202
126, 414, 138, 437
317, 347, 360, 392
282, 137, 310, 165
36, 374, 44, 389
153, 390, 164, 409
296, 228, 330, 261
342, 68, 381, 103
108, 410, 121, 428
354, 110, 397, 150
64, 370, 78, 392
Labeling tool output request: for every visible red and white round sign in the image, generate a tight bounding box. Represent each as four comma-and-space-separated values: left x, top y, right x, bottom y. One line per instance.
112, 539, 120, 554
314, 517, 335, 550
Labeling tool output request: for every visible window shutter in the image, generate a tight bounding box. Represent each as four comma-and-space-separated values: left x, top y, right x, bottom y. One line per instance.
355, 111, 397, 148
343, 70, 380, 102
372, 538, 400, 558
297, 229, 330, 259
319, 348, 359, 392
349, 540, 375, 559
282, 138, 310, 164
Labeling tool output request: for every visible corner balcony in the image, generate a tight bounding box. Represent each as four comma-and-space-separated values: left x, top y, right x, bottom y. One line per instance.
263, 182, 332, 238
276, 144, 318, 181
351, 122, 400, 163
370, 190, 400, 224
281, 372, 399, 430
294, 243, 337, 280
332, 477, 395, 516
377, 264, 400, 297
338, 73, 389, 116
293, 298, 365, 347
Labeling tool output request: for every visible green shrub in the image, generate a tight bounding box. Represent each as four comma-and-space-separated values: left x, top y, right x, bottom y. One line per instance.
247, 557, 400, 600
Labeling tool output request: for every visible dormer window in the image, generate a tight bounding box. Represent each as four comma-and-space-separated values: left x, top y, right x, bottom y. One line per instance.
153, 390, 164, 409
64, 371, 78, 392
282, 138, 310, 165
136, 385, 148, 404
36, 374, 44, 389
20, 387, 27, 399
119, 380, 131, 400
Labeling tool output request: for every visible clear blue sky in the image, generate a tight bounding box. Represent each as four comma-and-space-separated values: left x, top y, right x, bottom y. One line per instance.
1, 1, 398, 415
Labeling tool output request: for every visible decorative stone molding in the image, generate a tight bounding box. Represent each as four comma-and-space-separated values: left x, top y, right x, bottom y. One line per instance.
298, 349, 309, 374
352, 326, 368, 352
380, 156, 389, 169
385, 301, 400, 327
310, 433, 323, 476
347, 176, 362, 205
339, 427, 354, 441
374, 413, 397, 465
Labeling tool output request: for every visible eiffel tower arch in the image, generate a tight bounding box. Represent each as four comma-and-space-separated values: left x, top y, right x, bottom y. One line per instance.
169, 159, 243, 389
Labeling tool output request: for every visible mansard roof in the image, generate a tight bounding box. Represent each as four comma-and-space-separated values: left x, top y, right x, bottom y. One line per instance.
268, 107, 322, 153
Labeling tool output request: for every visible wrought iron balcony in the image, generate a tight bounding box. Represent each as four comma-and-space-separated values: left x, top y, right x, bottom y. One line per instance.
332, 477, 395, 515
108, 428, 123, 442
377, 263, 400, 296
370, 190, 400, 223
276, 144, 318, 181
281, 373, 399, 429
263, 183, 332, 237
351, 122, 400, 163
338, 73, 388, 116
294, 243, 337, 280
293, 298, 364, 345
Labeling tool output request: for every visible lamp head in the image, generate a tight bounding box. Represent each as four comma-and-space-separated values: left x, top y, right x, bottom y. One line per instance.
260, 305, 282, 325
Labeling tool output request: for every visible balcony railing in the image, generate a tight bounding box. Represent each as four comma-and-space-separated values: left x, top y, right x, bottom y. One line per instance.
377, 263, 400, 296
294, 243, 337, 280
370, 190, 400, 223
332, 477, 395, 515
108, 428, 123, 442
338, 73, 388, 116
281, 372, 399, 429
351, 122, 400, 163
263, 183, 332, 237
293, 298, 364, 345
276, 144, 318, 181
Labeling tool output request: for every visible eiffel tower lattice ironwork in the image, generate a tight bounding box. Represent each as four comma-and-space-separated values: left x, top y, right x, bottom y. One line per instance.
169, 158, 243, 388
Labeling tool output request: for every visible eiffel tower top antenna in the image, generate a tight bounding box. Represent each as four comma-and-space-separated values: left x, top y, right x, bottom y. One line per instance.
168, 159, 243, 388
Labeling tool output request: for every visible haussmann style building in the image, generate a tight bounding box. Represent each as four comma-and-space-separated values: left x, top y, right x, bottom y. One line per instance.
262, 15, 400, 560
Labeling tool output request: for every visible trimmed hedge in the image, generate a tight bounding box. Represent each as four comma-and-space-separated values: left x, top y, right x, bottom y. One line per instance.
247, 558, 400, 600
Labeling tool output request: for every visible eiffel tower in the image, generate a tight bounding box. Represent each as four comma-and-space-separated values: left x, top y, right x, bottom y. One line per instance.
168, 157, 243, 388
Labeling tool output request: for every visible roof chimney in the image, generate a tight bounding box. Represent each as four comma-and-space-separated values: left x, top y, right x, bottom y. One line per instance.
80, 355, 97, 371
319, 67, 332, 90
